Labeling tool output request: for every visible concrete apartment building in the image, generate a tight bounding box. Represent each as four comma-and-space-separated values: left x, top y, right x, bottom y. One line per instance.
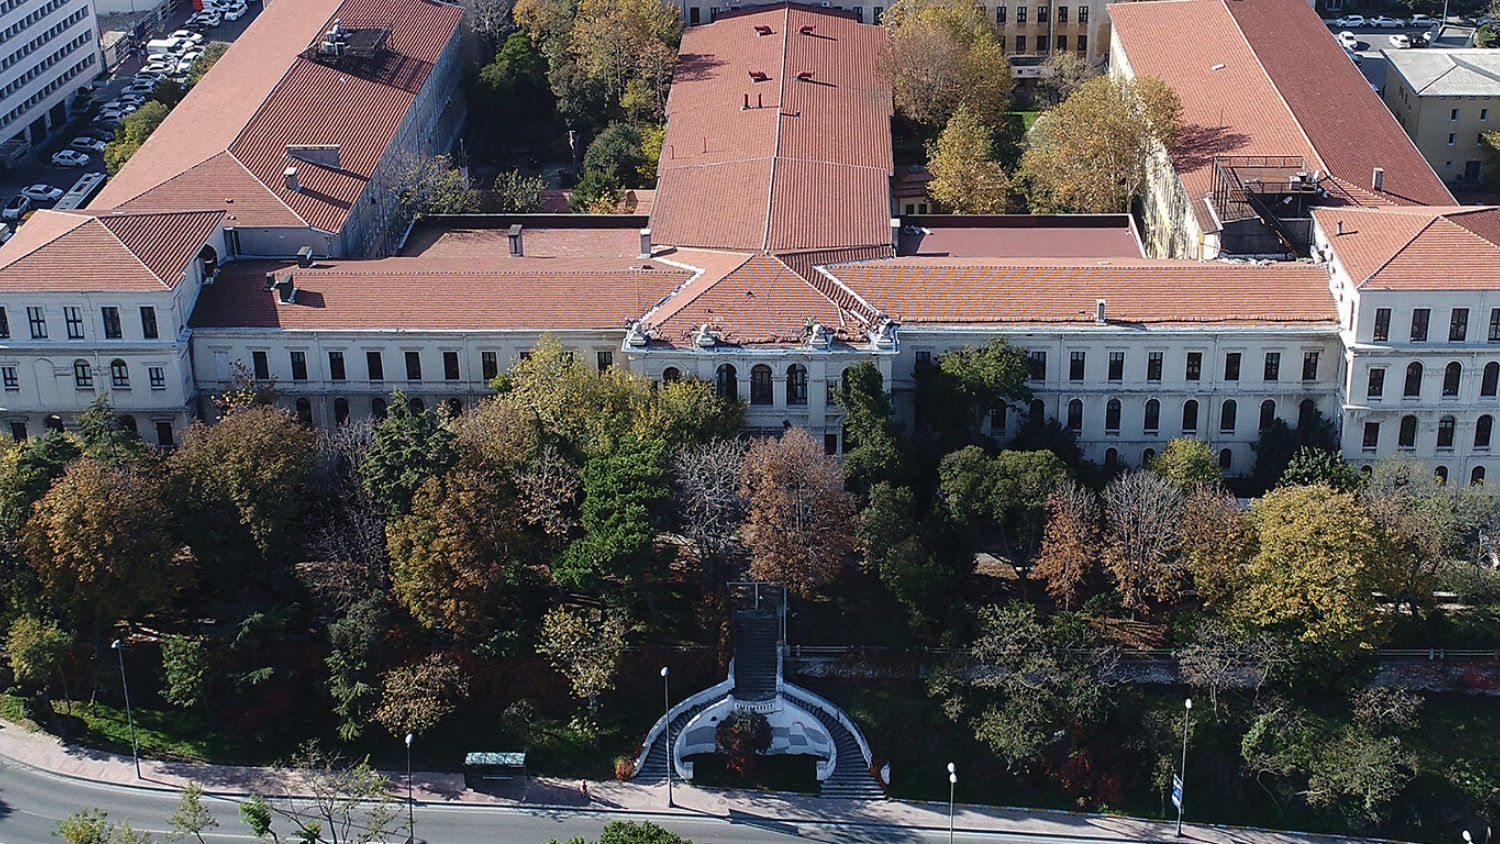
0, 0, 102, 167
1382, 49, 1500, 187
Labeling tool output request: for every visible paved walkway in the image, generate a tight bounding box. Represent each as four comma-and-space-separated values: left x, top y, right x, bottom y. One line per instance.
0, 718, 1379, 843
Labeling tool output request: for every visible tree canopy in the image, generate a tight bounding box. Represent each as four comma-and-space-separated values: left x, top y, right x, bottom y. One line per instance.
882, 0, 1014, 131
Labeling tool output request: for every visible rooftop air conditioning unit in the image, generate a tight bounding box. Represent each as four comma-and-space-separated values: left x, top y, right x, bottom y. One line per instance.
821, 2, 831, 7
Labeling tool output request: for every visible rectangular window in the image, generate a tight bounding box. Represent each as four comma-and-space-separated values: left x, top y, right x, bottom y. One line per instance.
915, 350, 931, 369
156, 421, 174, 448
1107, 351, 1124, 381
1017, 5, 1026, 20
1147, 351, 1163, 381
1263, 352, 1281, 381
1078, 4, 1087, 21
1224, 352, 1241, 381
1185, 352, 1202, 381
1453, 108, 1460, 121
482, 351, 499, 381
1069, 350, 1085, 381
366, 351, 384, 381
1057, 4, 1067, 21
596, 350, 613, 373
689, 6, 699, 23
1301, 351, 1319, 381
1484, 108, 1490, 121
1374, 307, 1391, 341
1015, 33, 1025, 52
1368, 367, 1385, 397
404, 351, 422, 381
329, 351, 346, 381
149, 366, 166, 389
0, 307, 8, 339
1449, 133, 1457, 146
1037, 3, 1048, 21
101, 307, 121, 339
1027, 350, 1046, 381
1, 365, 16, 390
1076, 33, 1086, 52
252, 350, 269, 380
1491, 308, 1500, 342
1412, 308, 1430, 341
1056, 34, 1066, 50
63, 306, 83, 339
1363, 421, 1380, 449
1451, 307, 1470, 341
290, 351, 307, 382
997, 5, 1005, 22
139, 306, 157, 339
443, 351, 461, 380
1036, 34, 1046, 51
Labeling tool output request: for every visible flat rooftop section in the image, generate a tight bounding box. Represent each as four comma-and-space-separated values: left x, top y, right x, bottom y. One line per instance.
399, 215, 651, 259
896, 215, 1144, 259
1384, 49, 1500, 96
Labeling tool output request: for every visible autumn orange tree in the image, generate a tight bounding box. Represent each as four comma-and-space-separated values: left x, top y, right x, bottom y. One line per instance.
1029, 481, 1099, 609
739, 429, 857, 596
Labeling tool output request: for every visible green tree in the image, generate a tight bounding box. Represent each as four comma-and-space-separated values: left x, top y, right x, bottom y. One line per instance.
1017, 75, 1182, 213
0, 431, 82, 530
858, 482, 949, 622
834, 362, 905, 491
740, 429, 858, 596
555, 438, 668, 590
546, 821, 693, 844
1251, 411, 1338, 491
917, 338, 1030, 449
55, 809, 156, 844
325, 595, 388, 741
245, 744, 400, 844
1280, 446, 1362, 492
103, 101, 170, 175
165, 782, 218, 843
187, 41, 229, 85
637, 123, 664, 184
584, 122, 646, 187
360, 391, 456, 517
938, 447, 1068, 560
1178, 488, 1251, 607
926, 104, 1011, 213
566, 0, 681, 116
77, 397, 149, 465
391, 153, 478, 233
373, 653, 470, 737
537, 605, 628, 713
492, 169, 548, 212
160, 635, 207, 709
570, 168, 624, 212
1148, 437, 1220, 492
881, 0, 1014, 131
5, 613, 71, 690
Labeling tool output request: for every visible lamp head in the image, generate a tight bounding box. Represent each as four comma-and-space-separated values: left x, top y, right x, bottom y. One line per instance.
949, 772, 957, 784
660, 666, 669, 678
111, 639, 121, 650
947, 762, 956, 774
1185, 698, 1193, 710
1465, 832, 1474, 843
405, 733, 413, 747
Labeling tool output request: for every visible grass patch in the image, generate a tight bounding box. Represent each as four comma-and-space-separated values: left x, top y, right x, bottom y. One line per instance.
685, 753, 820, 794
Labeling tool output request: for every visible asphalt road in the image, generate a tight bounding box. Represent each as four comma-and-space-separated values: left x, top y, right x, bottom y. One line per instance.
0, 757, 1145, 844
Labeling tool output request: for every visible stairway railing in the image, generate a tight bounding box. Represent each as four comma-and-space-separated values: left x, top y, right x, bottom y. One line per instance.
630, 674, 734, 779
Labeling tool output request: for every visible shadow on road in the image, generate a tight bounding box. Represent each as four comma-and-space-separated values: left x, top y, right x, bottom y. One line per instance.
726, 808, 922, 842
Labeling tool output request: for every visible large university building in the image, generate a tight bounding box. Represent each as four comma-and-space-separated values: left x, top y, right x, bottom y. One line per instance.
0, 0, 101, 167
0, 0, 1495, 482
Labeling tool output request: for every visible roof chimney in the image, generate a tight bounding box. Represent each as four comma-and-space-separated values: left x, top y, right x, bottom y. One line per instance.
743, 93, 750, 110
297, 245, 314, 268
1095, 299, 1107, 325
275, 273, 296, 304
264, 271, 277, 291
1372, 167, 1385, 192
749, 70, 769, 81
1336, 219, 1344, 236
890, 217, 901, 249
639, 227, 652, 258
284, 166, 299, 192
507, 223, 523, 257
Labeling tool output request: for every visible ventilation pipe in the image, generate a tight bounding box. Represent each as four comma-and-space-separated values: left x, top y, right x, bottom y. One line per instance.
890, 217, 901, 248
1096, 299, 1107, 325
275, 273, 296, 304
1336, 219, 1345, 236
508, 224, 523, 257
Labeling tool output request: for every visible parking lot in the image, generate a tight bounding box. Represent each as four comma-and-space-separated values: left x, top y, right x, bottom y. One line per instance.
0, 1, 263, 233
1326, 16, 1482, 92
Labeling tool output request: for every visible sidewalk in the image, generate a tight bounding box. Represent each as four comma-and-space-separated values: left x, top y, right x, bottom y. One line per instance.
0, 719, 1378, 844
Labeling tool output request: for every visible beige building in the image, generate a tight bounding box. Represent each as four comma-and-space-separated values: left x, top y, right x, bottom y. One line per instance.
1382, 49, 1500, 187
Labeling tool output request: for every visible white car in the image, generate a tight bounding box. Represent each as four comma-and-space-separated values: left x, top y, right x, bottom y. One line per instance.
1369, 15, 1405, 27
50, 150, 90, 167
223, 4, 247, 20
1333, 14, 1366, 27
121, 82, 157, 97
69, 137, 106, 152
170, 30, 205, 45
1389, 33, 1412, 47
115, 93, 147, 107
1338, 30, 1358, 48
1408, 13, 1434, 25
21, 185, 63, 202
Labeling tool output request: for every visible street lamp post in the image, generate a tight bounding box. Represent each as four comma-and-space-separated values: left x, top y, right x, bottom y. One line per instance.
947, 762, 957, 844
1176, 698, 1192, 837
404, 733, 414, 844
1463, 829, 1494, 844
110, 639, 140, 779
661, 666, 673, 808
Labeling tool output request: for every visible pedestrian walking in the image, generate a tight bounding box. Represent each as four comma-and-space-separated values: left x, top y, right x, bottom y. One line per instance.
580, 780, 589, 800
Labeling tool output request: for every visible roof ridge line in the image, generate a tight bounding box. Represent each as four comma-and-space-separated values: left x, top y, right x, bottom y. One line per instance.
226, 150, 311, 225
1357, 215, 1442, 288
812, 262, 885, 325
1220, 0, 1332, 178
0, 212, 94, 271
93, 217, 172, 288
761, 3, 792, 253
638, 252, 756, 327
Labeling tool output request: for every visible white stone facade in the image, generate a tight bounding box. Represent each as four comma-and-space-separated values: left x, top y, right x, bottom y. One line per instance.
0, 0, 100, 156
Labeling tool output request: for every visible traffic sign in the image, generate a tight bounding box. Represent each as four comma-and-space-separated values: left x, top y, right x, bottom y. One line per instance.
1171, 775, 1183, 810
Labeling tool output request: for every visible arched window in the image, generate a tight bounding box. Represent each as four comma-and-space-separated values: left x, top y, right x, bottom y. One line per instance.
73, 359, 92, 389
446, 398, 463, 417
1298, 398, 1316, 429
1067, 398, 1083, 431
662, 367, 681, 383
1143, 448, 1157, 464
1473, 466, 1487, 485
1144, 398, 1160, 433
1438, 415, 1456, 448
109, 359, 129, 388
295, 397, 312, 426
1182, 400, 1199, 433
334, 397, 349, 425
1399, 414, 1418, 448
716, 364, 738, 401
372, 397, 387, 420
1220, 399, 1237, 433
786, 364, 808, 406
1105, 447, 1119, 469
45, 415, 63, 433
1105, 399, 1121, 432
1360, 464, 1374, 479
1435, 465, 1449, 485
1405, 362, 1424, 397
198, 244, 219, 277
750, 364, 773, 405
1485, 362, 1500, 397
1219, 448, 1233, 470
1029, 398, 1045, 420
1259, 399, 1276, 431
1445, 361, 1463, 397
409, 397, 425, 413
1479, 415, 1494, 448
841, 367, 851, 396
119, 415, 137, 433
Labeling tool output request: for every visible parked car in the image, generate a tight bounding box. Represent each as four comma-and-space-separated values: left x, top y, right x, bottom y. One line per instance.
1408, 13, 1434, 25
99, 104, 137, 121
82, 127, 115, 142
20, 185, 63, 202
1369, 15, 1405, 27
1389, 33, 1412, 47
115, 94, 147, 107
223, 4, 247, 21
1, 195, 29, 221
1338, 30, 1359, 48
1345, 45, 1363, 63
170, 30, 206, 46
50, 150, 90, 167
0, 226, 12, 247
187, 11, 222, 28
69, 136, 106, 152
121, 81, 157, 97
1334, 14, 1366, 26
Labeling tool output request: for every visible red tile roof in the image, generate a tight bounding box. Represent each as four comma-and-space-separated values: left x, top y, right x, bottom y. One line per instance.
1109, 0, 1451, 217
828, 258, 1338, 325
91, 0, 464, 236
190, 257, 690, 331
0, 210, 224, 292
399, 222, 649, 259
650, 253, 860, 345
896, 215, 1145, 258
650, 4, 894, 252
1313, 206, 1500, 290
